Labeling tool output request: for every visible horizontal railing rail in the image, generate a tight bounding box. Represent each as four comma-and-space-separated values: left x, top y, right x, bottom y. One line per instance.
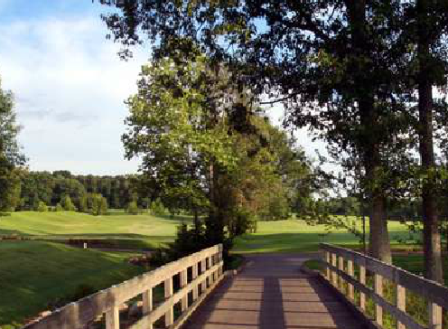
23, 244, 224, 329
320, 243, 447, 329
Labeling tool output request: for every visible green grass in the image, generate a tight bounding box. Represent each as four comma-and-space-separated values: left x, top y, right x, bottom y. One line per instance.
0, 241, 145, 328
0, 211, 423, 328
0, 211, 189, 249
233, 219, 412, 253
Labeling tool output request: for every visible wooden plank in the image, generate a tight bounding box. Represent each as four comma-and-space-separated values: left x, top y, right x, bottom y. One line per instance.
320, 243, 448, 310
428, 302, 442, 329
142, 288, 153, 329
326, 252, 331, 280
331, 253, 338, 288
180, 269, 188, 311
164, 277, 174, 326
201, 259, 207, 292
142, 288, 153, 314
192, 263, 199, 301
374, 274, 383, 326
21, 244, 222, 329
338, 256, 345, 294
397, 284, 406, 329
359, 265, 366, 311
105, 306, 119, 329
324, 262, 425, 329
347, 259, 354, 300
129, 262, 223, 329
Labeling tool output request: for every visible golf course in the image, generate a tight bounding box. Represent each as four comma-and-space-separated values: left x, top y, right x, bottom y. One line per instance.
0, 210, 431, 328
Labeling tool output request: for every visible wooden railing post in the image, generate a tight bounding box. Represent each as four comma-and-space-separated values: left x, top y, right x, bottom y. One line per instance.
347, 259, 354, 300
338, 256, 345, 293
396, 284, 406, 329
359, 265, 366, 311
325, 251, 331, 280
164, 277, 174, 326
192, 263, 199, 301
201, 259, 207, 292
142, 287, 153, 329
209, 255, 215, 284
331, 253, 338, 287
429, 302, 442, 329
105, 305, 119, 329
374, 274, 383, 326
180, 269, 188, 312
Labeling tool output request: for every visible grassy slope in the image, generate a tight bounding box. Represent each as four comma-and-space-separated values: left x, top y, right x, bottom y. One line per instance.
233, 219, 411, 253
0, 211, 187, 249
0, 241, 144, 328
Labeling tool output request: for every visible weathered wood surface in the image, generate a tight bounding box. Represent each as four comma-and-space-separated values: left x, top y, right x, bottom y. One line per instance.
22, 244, 223, 329
321, 243, 448, 329
182, 253, 368, 329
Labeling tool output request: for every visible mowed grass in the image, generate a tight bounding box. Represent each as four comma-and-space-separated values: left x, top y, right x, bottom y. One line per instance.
0, 241, 145, 328
233, 218, 413, 253
0, 211, 414, 252
0, 211, 188, 249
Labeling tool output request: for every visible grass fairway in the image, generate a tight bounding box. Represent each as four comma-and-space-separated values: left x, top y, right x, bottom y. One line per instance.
0, 241, 144, 328
233, 219, 412, 253
0, 211, 187, 249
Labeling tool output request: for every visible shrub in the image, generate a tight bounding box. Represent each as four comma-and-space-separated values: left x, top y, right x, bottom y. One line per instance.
55, 203, 64, 212
86, 193, 108, 216
61, 195, 76, 211
150, 198, 167, 216
36, 201, 48, 212
126, 201, 140, 215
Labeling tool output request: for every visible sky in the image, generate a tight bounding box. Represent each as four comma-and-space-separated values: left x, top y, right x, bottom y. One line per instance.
0, 0, 326, 175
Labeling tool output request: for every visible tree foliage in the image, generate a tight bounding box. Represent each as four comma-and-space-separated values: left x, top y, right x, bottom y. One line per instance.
0, 76, 24, 212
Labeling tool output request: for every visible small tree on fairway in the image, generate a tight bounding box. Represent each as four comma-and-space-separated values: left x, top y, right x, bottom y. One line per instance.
55, 203, 63, 212
126, 201, 139, 215
37, 201, 48, 212
0, 75, 25, 213
61, 195, 76, 211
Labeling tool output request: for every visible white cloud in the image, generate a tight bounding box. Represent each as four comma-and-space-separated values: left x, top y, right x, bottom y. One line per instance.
0, 14, 148, 175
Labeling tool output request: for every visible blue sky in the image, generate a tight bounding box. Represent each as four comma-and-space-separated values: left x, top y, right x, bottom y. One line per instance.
0, 1, 325, 175
0, 0, 149, 174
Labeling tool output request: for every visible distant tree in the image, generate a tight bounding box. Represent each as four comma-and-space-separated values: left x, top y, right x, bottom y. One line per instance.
150, 199, 167, 216
126, 201, 140, 215
37, 201, 48, 213
87, 193, 108, 216
61, 195, 76, 211
0, 75, 25, 212
55, 203, 63, 212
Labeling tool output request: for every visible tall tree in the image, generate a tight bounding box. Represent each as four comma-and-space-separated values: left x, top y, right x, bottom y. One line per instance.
403, 0, 448, 283
0, 76, 25, 212
97, 0, 406, 262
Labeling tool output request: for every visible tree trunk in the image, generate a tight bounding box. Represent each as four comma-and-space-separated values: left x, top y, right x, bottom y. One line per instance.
417, 0, 444, 284
363, 140, 392, 263
346, 0, 392, 263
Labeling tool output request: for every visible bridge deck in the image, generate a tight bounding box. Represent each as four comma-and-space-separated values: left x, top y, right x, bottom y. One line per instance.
183, 253, 368, 329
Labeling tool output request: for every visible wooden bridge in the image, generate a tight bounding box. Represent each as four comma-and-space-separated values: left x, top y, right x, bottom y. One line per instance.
23, 244, 448, 329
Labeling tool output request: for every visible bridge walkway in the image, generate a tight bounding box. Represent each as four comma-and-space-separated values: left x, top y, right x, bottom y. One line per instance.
182, 253, 368, 329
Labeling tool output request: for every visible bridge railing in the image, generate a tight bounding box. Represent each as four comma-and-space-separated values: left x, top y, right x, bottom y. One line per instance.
320, 243, 447, 329
23, 244, 224, 329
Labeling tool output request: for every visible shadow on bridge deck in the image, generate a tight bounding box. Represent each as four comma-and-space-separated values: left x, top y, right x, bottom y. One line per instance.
182, 254, 368, 329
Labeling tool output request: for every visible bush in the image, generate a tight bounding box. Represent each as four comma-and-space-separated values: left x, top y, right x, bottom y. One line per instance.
228, 207, 258, 237
36, 201, 48, 212
150, 198, 167, 216
126, 201, 140, 215
55, 203, 64, 212
86, 193, 108, 216
61, 195, 76, 211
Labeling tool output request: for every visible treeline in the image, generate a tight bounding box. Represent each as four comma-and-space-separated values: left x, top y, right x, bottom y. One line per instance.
17, 171, 139, 213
